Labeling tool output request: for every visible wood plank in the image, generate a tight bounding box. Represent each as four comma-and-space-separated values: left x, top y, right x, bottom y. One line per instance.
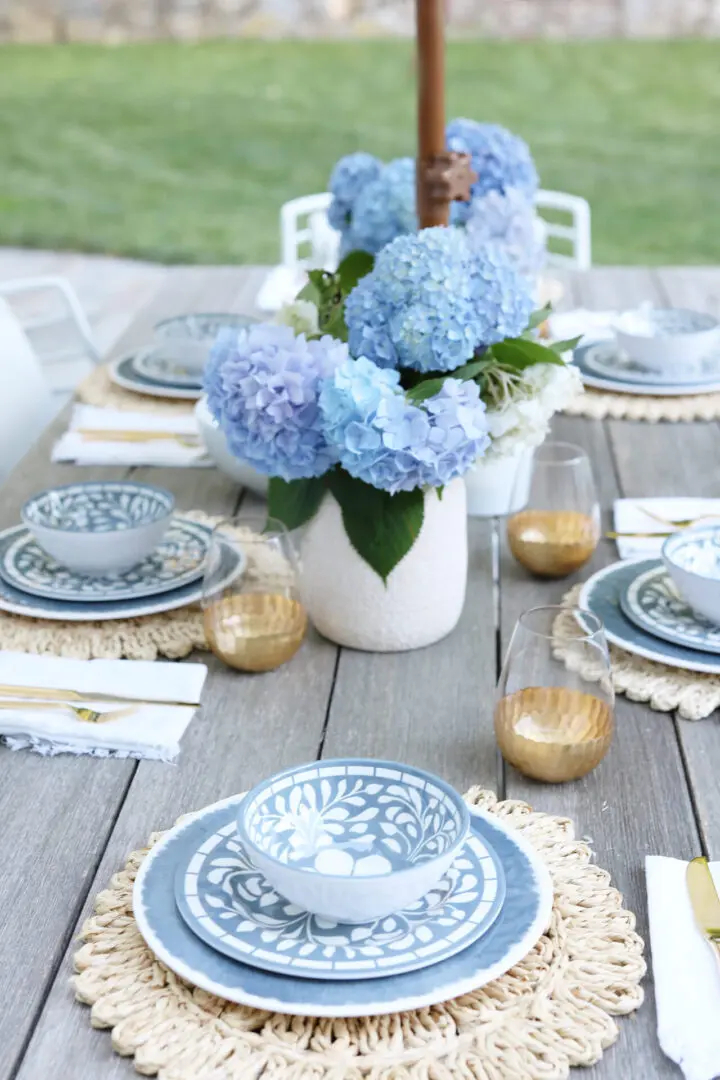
0, 267, 268, 1080
322, 518, 500, 795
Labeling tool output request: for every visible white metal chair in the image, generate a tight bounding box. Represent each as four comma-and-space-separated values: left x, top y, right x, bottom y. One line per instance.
0, 298, 56, 481
278, 188, 592, 273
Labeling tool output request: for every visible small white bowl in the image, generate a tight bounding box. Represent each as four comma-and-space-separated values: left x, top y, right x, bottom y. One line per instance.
662, 526, 720, 625
22, 481, 174, 576
154, 313, 254, 374
237, 758, 470, 924
194, 397, 268, 496
614, 307, 720, 380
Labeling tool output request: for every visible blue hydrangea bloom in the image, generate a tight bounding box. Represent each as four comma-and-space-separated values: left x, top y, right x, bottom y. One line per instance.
204, 324, 346, 481
344, 227, 534, 373
466, 187, 546, 277
446, 118, 539, 224
319, 356, 490, 494
328, 152, 383, 231
349, 157, 418, 256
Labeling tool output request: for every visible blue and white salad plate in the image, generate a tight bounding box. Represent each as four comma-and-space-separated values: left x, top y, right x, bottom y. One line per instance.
0, 516, 210, 603
581, 340, 720, 387
134, 794, 552, 1017
0, 525, 242, 622
174, 816, 504, 981
579, 559, 720, 674
621, 563, 720, 655
110, 353, 204, 401
572, 342, 720, 396
132, 348, 204, 390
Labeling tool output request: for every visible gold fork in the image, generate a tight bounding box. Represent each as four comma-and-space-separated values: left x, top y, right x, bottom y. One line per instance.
633, 504, 720, 530
0, 700, 135, 724
0, 684, 199, 708
78, 429, 201, 448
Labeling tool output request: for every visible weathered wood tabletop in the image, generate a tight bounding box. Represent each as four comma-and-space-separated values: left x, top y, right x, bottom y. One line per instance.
3, 265, 720, 1080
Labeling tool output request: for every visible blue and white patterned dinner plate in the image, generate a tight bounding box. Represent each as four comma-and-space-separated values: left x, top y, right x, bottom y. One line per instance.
620, 563, 720, 655
0, 517, 210, 603
110, 353, 203, 400
579, 558, 720, 674
134, 795, 552, 1017
0, 525, 242, 622
581, 340, 720, 387
174, 819, 505, 981
572, 343, 720, 397
132, 348, 204, 390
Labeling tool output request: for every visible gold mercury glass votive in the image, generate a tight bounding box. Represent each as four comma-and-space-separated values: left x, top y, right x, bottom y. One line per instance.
204, 593, 307, 673
494, 685, 614, 783
507, 510, 599, 578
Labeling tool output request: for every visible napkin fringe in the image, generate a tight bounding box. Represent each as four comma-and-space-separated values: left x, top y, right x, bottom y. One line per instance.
2, 734, 179, 761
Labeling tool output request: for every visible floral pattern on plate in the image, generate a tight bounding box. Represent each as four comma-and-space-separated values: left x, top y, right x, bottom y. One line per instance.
571, 343, 720, 397
132, 348, 203, 389
243, 766, 466, 877
621, 563, 720, 654
110, 354, 204, 400
0, 517, 210, 603
175, 819, 504, 980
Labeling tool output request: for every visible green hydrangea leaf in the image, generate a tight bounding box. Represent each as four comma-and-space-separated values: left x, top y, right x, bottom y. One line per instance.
405, 358, 487, 403
337, 250, 375, 295
493, 337, 567, 369
268, 476, 327, 530
328, 472, 424, 584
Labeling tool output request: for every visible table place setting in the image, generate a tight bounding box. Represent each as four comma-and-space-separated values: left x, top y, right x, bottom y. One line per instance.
646, 855, 720, 1080
72, 762, 646, 1077
52, 405, 211, 467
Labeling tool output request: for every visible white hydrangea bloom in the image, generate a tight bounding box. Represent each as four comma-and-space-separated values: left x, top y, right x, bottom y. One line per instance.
484, 361, 583, 460
274, 299, 320, 337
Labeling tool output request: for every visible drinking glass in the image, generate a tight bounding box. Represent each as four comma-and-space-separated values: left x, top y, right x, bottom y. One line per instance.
494, 606, 614, 783
202, 515, 307, 672
507, 441, 600, 578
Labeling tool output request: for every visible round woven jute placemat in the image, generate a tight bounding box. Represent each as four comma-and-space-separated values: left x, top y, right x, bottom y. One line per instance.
73, 787, 645, 1080
557, 584, 720, 720
563, 385, 720, 422
78, 366, 196, 416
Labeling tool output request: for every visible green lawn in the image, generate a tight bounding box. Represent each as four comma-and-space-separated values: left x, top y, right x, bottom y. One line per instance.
1, 40, 719, 265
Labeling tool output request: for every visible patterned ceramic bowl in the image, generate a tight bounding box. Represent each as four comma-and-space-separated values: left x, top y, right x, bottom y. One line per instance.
153, 313, 255, 373
614, 307, 720, 379
22, 481, 175, 576
663, 526, 720, 625
237, 759, 470, 924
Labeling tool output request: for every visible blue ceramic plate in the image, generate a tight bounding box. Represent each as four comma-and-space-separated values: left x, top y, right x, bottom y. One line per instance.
134, 795, 552, 1017
621, 563, 720, 655
572, 342, 720, 397
132, 348, 204, 390
174, 820, 505, 981
0, 516, 210, 603
581, 339, 720, 387
0, 525, 242, 622
579, 558, 720, 674
110, 353, 203, 401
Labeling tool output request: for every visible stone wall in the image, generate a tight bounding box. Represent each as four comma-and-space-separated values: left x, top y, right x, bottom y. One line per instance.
2, 0, 720, 43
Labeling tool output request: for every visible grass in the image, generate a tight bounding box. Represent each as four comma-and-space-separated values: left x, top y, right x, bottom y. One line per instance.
1, 40, 719, 265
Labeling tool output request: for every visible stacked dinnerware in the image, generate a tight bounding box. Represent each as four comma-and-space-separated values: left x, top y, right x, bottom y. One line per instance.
133, 758, 553, 1017
570, 306, 720, 398
0, 481, 243, 623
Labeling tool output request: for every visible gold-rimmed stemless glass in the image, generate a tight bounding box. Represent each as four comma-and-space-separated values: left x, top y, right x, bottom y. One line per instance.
507, 441, 600, 578
202, 515, 307, 672
494, 606, 614, 783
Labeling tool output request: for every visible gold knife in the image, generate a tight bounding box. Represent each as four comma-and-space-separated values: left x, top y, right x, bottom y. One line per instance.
0, 684, 200, 708
687, 856, 720, 964
78, 429, 201, 447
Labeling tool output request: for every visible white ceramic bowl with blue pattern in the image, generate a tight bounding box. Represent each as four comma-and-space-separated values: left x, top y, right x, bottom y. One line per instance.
663, 526, 720, 625
237, 759, 471, 924
154, 313, 254, 372
22, 481, 175, 576
614, 307, 720, 379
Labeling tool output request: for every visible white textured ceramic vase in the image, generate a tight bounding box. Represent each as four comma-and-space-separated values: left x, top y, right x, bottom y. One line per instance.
465, 448, 534, 518
299, 478, 467, 652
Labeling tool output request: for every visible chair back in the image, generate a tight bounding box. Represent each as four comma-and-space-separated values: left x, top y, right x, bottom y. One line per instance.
0, 298, 55, 480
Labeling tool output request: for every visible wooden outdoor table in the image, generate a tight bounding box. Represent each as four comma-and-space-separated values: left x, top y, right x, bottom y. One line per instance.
2, 264, 720, 1080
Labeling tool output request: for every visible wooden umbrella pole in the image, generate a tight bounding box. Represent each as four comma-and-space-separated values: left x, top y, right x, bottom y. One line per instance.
416, 0, 448, 228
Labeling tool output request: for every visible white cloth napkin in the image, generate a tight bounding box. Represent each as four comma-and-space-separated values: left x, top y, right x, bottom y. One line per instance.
547, 308, 618, 346
255, 264, 308, 313
613, 498, 720, 559
646, 856, 720, 1080
0, 652, 207, 760
52, 405, 211, 467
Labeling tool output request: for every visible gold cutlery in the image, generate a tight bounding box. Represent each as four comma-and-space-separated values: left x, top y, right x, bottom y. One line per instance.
0, 683, 199, 708
0, 700, 134, 724
633, 504, 720, 530
77, 429, 201, 448
687, 856, 720, 965
605, 530, 673, 540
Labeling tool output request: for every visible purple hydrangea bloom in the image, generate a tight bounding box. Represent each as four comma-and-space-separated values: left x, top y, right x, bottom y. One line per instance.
465, 187, 546, 277
328, 152, 383, 231
446, 118, 539, 224
204, 324, 346, 481
344, 227, 534, 373
319, 356, 490, 494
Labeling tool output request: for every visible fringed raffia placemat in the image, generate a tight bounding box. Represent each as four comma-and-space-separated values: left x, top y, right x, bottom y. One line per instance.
563, 386, 720, 422
78, 366, 196, 416
73, 787, 645, 1080
558, 584, 720, 719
